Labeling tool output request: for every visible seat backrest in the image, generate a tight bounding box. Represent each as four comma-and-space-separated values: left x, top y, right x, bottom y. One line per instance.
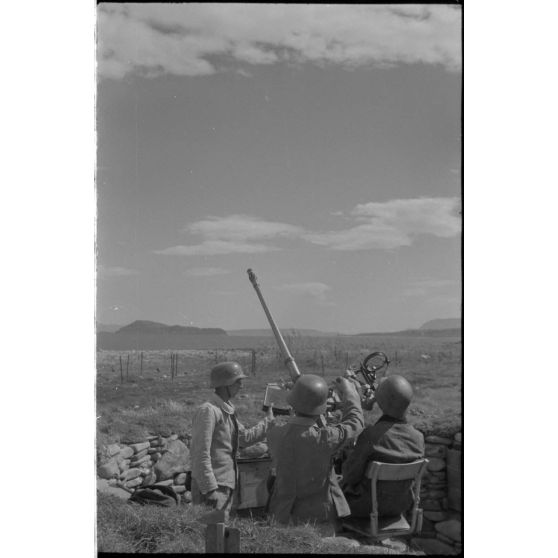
366, 459, 428, 483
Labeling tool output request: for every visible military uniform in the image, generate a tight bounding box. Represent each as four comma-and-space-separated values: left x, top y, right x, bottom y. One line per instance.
190, 392, 273, 511
341, 415, 424, 517
267, 390, 363, 527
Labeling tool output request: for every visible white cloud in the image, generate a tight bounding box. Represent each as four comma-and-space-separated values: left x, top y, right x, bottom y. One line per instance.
187, 214, 304, 241
155, 240, 278, 256
156, 215, 303, 256
97, 265, 138, 278
276, 282, 332, 302
183, 267, 231, 277
305, 197, 461, 251
97, 4, 461, 79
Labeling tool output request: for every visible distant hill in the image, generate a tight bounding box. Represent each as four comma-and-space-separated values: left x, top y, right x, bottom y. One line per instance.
420, 318, 461, 330
97, 320, 228, 350
96, 323, 123, 333
117, 320, 226, 336
227, 328, 339, 337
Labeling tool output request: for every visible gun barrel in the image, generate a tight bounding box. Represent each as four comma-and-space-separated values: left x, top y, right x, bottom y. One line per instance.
247, 269, 301, 380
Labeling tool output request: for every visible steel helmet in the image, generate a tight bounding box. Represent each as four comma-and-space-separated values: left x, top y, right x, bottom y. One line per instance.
375, 375, 413, 419
209, 361, 248, 388
286, 374, 329, 416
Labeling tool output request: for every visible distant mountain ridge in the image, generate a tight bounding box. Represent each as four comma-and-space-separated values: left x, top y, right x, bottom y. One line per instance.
419, 318, 461, 330
117, 320, 226, 336
227, 328, 339, 337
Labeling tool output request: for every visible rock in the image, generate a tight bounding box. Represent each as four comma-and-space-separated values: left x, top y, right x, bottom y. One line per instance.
153, 479, 174, 487
118, 459, 131, 472
182, 491, 192, 503
130, 454, 152, 468
172, 485, 186, 494
422, 499, 442, 511
324, 536, 361, 548
424, 510, 450, 522
412, 538, 456, 555
174, 473, 187, 485
98, 459, 120, 479
130, 442, 150, 454
97, 479, 130, 500
427, 458, 446, 472
379, 538, 408, 552
435, 519, 462, 542
139, 466, 153, 477
425, 436, 452, 446
147, 448, 159, 454
141, 472, 157, 486
436, 533, 454, 545
169, 434, 178, 441
154, 439, 191, 481
425, 444, 447, 458
152, 452, 161, 462
420, 517, 436, 536
132, 448, 149, 460
107, 444, 121, 456
454, 432, 462, 443
118, 446, 134, 460
147, 435, 159, 441
124, 477, 143, 489
426, 489, 446, 499
120, 468, 142, 481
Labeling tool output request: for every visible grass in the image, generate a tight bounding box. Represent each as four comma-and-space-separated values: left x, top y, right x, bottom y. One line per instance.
97, 493, 424, 554
96, 333, 461, 553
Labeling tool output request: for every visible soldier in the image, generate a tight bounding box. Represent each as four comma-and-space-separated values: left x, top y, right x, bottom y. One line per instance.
267, 374, 364, 536
190, 361, 274, 518
341, 375, 425, 518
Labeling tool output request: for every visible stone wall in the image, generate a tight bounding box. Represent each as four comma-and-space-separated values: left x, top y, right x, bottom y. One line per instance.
97, 434, 192, 502
411, 431, 462, 555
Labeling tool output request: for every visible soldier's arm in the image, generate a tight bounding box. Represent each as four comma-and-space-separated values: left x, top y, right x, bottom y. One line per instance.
190, 405, 218, 494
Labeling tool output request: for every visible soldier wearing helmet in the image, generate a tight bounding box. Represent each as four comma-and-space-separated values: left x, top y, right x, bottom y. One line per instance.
341, 374, 425, 518
190, 362, 275, 517
266, 374, 364, 535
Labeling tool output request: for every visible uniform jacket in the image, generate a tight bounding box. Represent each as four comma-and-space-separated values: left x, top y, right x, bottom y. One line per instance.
342, 415, 425, 517
267, 391, 364, 525
190, 393, 272, 494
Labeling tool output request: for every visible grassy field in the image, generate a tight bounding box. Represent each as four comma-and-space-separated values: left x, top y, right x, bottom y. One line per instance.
97, 333, 462, 447
96, 333, 461, 553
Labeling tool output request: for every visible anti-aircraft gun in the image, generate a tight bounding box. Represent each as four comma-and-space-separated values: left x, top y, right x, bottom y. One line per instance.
246, 268, 390, 419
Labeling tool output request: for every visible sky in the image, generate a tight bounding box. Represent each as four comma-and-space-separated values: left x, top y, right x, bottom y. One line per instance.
96, 3, 462, 334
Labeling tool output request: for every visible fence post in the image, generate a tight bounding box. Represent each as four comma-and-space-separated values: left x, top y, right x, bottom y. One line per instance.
126, 354, 130, 381
140, 351, 143, 376
119, 355, 123, 384
175, 352, 179, 377
251, 349, 256, 376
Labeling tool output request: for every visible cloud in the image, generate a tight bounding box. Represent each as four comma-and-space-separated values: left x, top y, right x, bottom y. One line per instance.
187, 214, 304, 241
97, 265, 138, 278
276, 282, 332, 302
156, 215, 303, 256
402, 278, 458, 297
155, 240, 278, 256
97, 4, 461, 79
183, 267, 231, 277
305, 197, 461, 251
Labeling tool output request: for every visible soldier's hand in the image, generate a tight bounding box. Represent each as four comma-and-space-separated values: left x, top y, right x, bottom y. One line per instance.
265, 403, 275, 421
334, 377, 359, 401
